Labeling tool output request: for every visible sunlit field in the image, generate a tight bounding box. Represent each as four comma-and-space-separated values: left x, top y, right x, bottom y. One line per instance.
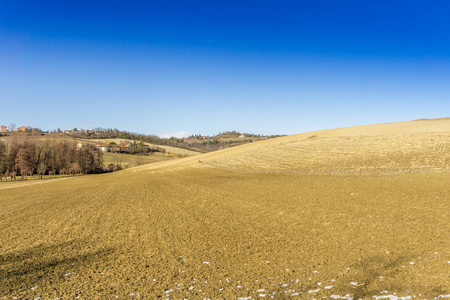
1, 119, 449, 299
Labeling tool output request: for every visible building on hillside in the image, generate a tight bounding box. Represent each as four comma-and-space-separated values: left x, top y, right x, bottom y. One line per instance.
96, 143, 131, 153
118, 145, 130, 153
96, 144, 110, 152
109, 144, 122, 153
64, 129, 79, 134
1, 125, 6, 132
18, 126, 27, 132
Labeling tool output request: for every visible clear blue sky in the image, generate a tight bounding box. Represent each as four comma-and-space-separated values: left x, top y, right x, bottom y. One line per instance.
1, 0, 449, 137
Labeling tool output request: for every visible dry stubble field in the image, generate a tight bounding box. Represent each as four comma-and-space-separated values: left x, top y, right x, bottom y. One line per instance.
1, 119, 449, 299
102, 152, 175, 169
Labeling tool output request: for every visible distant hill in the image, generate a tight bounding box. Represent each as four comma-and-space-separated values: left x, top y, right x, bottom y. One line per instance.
78, 138, 201, 156
132, 118, 450, 174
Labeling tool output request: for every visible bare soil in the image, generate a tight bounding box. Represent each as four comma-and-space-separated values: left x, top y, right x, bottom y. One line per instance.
1, 119, 449, 299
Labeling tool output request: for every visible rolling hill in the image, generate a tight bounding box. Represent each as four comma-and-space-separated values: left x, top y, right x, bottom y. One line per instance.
78, 138, 201, 156
1, 118, 449, 299
132, 117, 450, 174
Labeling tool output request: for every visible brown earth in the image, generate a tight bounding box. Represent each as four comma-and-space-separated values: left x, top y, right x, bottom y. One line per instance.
0, 119, 449, 299
102, 152, 174, 169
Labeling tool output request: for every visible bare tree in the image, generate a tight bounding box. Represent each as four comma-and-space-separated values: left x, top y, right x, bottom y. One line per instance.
15, 148, 35, 179
0, 142, 6, 175
37, 163, 47, 179
70, 162, 81, 175
8, 123, 16, 131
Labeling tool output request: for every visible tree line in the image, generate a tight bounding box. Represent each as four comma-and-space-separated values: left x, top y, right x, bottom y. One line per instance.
2, 124, 286, 155
0, 138, 103, 180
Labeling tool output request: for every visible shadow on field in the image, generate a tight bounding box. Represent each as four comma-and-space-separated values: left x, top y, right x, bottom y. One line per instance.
0, 239, 115, 295
348, 252, 418, 298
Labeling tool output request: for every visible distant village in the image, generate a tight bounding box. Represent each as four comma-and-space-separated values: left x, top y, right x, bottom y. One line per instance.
94, 142, 151, 154
1, 124, 284, 153
1, 125, 28, 133
0, 124, 117, 137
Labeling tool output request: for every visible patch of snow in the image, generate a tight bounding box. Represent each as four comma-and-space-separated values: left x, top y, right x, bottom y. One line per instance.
325, 286, 334, 289
308, 289, 321, 293
373, 296, 411, 299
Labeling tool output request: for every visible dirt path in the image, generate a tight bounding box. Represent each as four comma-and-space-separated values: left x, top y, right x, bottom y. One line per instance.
0, 177, 71, 190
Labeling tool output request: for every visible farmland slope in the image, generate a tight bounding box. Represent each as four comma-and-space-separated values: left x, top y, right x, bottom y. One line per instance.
131, 118, 450, 174
1, 118, 449, 299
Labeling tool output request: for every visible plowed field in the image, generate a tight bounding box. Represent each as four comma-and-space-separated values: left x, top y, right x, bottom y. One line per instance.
1, 119, 449, 299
